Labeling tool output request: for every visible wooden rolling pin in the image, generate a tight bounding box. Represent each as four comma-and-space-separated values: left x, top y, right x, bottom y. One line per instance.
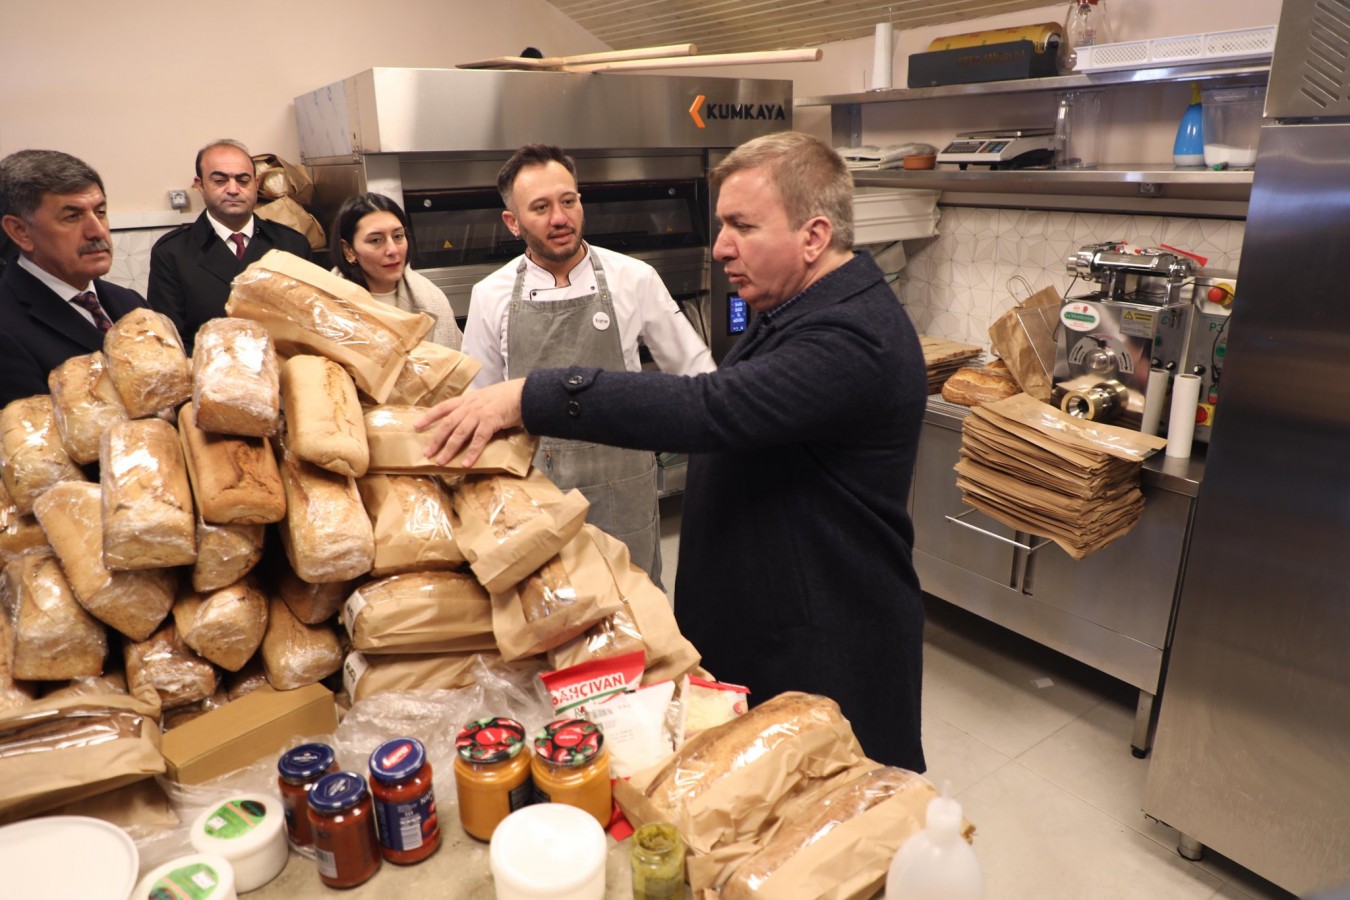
459, 43, 697, 70
563, 48, 823, 73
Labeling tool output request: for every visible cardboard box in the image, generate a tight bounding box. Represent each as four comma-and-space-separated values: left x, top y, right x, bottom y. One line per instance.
160, 683, 337, 784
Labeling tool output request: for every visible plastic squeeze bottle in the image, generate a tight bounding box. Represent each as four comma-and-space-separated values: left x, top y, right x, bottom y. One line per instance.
1173, 83, 1206, 167
885, 783, 984, 900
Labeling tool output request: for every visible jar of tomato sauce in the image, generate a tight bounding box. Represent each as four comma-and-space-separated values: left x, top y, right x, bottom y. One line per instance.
307, 771, 381, 888
530, 718, 612, 829
277, 742, 338, 848
368, 737, 440, 864
454, 717, 532, 841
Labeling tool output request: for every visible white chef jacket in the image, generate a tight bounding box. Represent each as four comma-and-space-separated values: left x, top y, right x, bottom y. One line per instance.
462, 244, 715, 388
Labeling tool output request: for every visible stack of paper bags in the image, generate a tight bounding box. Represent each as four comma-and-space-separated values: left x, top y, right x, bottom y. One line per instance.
955, 394, 1167, 559
919, 336, 983, 395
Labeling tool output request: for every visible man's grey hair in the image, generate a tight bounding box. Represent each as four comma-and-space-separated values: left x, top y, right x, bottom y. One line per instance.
195, 139, 253, 179
0, 150, 104, 222
711, 131, 854, 251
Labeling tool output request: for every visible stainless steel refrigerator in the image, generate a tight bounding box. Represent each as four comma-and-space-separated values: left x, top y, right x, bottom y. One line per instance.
1143, 1, 1350, 893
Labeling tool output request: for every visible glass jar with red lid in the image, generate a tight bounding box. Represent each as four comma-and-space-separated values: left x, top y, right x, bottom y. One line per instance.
368, 737, 441, 864
454, 717, 533, 841
531, 718, 612, 829
277, 742, 338, 848
307, 771, 381, 888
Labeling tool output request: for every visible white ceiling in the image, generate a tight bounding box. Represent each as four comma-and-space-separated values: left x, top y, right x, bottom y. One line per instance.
546, 0, 1056, 56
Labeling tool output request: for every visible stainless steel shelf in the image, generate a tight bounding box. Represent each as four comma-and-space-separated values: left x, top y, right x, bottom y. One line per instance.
852, 164, 1253, 203
797, 60, 1270, 107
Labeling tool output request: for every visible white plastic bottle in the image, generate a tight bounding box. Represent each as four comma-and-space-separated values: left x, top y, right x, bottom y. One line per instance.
885, 784, 984, 900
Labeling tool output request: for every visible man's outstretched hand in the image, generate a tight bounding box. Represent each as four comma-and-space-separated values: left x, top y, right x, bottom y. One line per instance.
415, 379, 527, 468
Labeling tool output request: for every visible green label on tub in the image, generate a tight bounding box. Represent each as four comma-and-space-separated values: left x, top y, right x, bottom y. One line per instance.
204, 797, 267, 839
148, 862, 222, 899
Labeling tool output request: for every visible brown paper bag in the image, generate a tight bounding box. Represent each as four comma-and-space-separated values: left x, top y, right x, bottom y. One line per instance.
254, 195, 326, 251
491, 525, 628, 661
226, 250, 433, 404
547, 527, 699, 683
452, 470, 590, 592
252, 153, 314, 206
987, 285, 1061, 402
614, 692, 873, 892
356, 473, 466, 575
342, 648, 515, 702
383, 342, 483, 406
342, 570, 495, 655
0, 689, 165, 824
364, 406, 537, 476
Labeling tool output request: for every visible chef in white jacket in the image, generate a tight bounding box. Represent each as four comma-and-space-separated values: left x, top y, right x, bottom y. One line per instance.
461, 144, 714, 587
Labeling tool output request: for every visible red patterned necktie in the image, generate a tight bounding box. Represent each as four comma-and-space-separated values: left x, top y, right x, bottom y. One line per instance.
71, 291, 112, 333
230, 233, 246, 260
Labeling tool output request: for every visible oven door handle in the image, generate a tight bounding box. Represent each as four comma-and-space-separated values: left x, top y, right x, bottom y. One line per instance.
944, 508, 1052, 553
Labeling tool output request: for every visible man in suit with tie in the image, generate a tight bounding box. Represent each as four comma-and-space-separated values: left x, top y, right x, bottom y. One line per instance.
148, 138, 310, 352
0, 149, 149, 408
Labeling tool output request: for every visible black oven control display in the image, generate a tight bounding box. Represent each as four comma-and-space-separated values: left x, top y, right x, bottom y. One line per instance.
727, 293, 748, 335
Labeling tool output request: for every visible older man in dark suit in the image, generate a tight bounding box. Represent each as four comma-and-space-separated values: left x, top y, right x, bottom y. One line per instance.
148, 138, 310, 353
0, 149, 148, 408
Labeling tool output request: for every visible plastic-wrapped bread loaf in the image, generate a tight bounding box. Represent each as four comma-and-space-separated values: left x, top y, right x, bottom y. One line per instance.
0, 612, 38, 712
342, 570, 494, 655
278, 445, 374, 583
226, 657, 270, 700
720, 767, 936, 900
42, 671, 130, 701
0, 479, 47, 566
103, 307, 192, 418
383, 341, 482, 406
124, 624, 218, 710
365, 406, 535, 476
0, 396, 85, 515
191, 318, 281, 437
2, 553, 108, 681
356, 473, 465, 576
280, 355, 369, 477
32, 482, 175, 640
47, 351, 130, 464
173, 578, 269, 672
225, 250, 432, 403
192, 519, 265, 593
261, 595, 343, 690
178, 404, 286, 525
278, 566, 353, 625
101, 418, 197, 569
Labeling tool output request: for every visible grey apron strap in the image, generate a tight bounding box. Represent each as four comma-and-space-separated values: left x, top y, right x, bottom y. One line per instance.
505, 250, 663, 586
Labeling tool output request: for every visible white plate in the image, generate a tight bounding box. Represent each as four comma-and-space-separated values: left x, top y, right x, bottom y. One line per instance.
0, 815, 139, 900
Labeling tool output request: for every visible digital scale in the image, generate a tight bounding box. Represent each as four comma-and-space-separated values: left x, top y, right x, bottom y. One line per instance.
936, 128, 1057, 170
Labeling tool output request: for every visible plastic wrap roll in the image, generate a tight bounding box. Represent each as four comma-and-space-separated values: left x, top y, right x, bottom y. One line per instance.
1166, 373, 1202, 459
869, 23, 894, 91
1140, 368, 1170, 436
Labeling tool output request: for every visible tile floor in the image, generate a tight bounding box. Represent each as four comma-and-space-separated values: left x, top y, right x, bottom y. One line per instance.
663, 496, 1295, 899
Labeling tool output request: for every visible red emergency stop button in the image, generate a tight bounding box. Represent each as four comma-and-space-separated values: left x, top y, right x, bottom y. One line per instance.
1195, 403, 1213, 425
1206, 285, 1234, 306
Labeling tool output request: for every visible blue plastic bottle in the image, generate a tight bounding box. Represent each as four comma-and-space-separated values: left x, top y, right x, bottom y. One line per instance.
1173, 83, 1205, 167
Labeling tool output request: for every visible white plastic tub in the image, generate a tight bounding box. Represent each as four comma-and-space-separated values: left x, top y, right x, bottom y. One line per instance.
852, 188, 941, 245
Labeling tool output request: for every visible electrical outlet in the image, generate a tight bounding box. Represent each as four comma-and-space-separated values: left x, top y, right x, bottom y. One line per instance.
167, 189, 189, 210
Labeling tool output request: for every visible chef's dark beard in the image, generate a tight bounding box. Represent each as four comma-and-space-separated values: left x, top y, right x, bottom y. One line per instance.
522, 216, 585, 266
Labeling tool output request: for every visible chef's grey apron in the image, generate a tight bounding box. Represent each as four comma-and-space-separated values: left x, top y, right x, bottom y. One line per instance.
506, 252, 662, 586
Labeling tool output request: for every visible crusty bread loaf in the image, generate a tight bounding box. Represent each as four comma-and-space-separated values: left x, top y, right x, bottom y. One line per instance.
642, 692, 848, 810
32, 481, 174, 640
161, 688, 229, 731
281, 355, 369, 477
3, 553, 107, 681
365, 406, 534, 475
0, 611, 38, 711
278, 446, 375, 584
720, 767, 929, 900
47, 351, 130, 464
178, 404, 285, 525
941, 364, 1020, 407
343, 570, 493, 655
520, 557, 577, 624
41, 671, 129, 701
0, 479, 47, 565
356, 473, 464, 576
0, 396, 85, 515
101, 418, 197, 569
225, 250, 432, 403
278, 566, 353, 625
123, 624, 218, 710
191, 519, 265, 592
103, 307, 192, 418
192, 318, 281, 437
225, 657, 270, 700
261, 595, 343, 690
173, 579, 269, 672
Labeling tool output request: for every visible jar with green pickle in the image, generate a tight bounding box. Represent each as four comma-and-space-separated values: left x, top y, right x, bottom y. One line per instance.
631, 822, 685, 899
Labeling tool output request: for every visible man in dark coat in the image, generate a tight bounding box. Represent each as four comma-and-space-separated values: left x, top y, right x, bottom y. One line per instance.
0, 149, 148, 408
148, 138, 310, 353
420, 132, 929, 770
